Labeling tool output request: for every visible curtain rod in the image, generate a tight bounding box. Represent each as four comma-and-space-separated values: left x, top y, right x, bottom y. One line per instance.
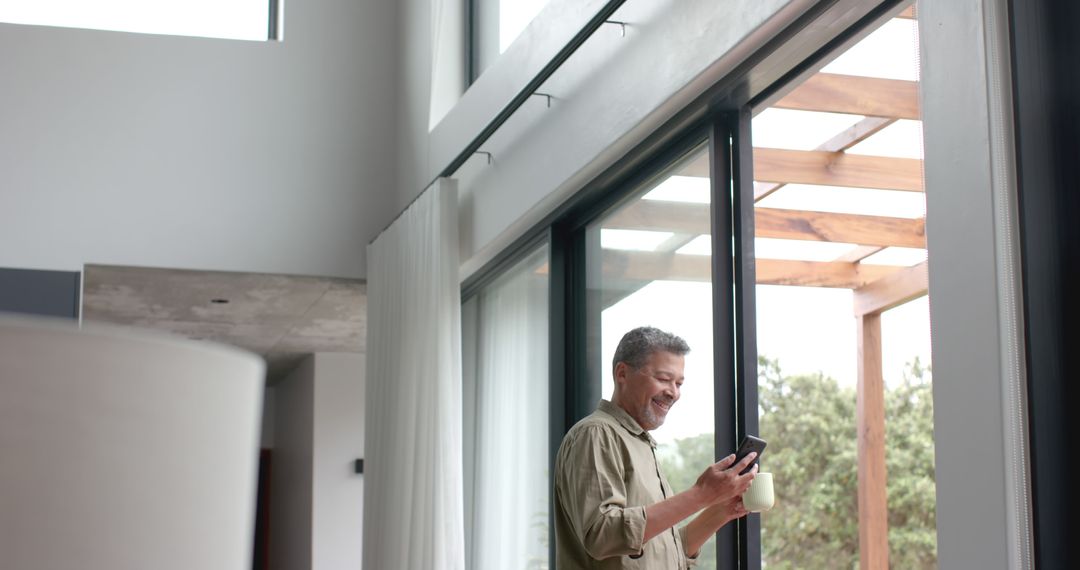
369, 0, 629, 246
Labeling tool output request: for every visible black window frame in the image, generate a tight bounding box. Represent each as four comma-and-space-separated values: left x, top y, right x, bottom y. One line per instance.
1008, 0, 1080, 565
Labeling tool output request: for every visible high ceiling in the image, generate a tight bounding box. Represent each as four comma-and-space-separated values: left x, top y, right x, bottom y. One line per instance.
81, 264, 366, 384
79, 11, 921, 384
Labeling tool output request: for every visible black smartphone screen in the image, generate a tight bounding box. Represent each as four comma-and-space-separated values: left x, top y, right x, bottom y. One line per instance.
733, 435, 767, 475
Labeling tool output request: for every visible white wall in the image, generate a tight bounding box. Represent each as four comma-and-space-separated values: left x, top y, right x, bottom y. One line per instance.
270, 353, 365, 570
270, 357, 315, 570
312, 353, 366, 570
395, 0, 434, 214
0, 0, 399, 279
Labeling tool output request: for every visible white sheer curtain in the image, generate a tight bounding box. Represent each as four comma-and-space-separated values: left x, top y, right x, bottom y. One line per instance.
464, 245, 550, 569
363, 179, 464, 570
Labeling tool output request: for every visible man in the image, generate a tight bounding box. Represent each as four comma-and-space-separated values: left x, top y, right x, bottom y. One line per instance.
554, 326, 758, 569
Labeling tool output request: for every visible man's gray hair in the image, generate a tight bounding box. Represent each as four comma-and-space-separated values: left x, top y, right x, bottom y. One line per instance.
612, 326, 690, 375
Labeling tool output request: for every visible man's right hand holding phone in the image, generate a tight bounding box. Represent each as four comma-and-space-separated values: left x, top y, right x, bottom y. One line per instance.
694, 452, 759, 506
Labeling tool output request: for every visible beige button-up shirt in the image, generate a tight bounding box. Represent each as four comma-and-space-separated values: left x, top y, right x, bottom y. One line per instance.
554, 400, 697, 569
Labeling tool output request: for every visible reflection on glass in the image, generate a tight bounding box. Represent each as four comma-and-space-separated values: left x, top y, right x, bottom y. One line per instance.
585, 144, 720, 568
463, 244, 550, 570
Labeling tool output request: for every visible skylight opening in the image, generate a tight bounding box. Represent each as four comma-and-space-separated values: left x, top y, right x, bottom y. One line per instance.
755, 238, 859, 262
859, 246, 928, 266
675, 235, 711, 256
600, 229, 674, 252
820, 18, 920, 81
642, 176, 710, 204
845, 119, 925, 159
751, 108, 866, 150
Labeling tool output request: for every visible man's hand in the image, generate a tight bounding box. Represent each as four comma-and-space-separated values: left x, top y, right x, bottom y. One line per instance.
693, 453, 758, 505
642, 452, 757, 546
711, 494, 749, 523
683, 462, 756, 558
684, 495, 750, 557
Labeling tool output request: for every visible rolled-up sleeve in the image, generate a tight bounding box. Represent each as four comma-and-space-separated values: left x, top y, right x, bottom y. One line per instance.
559, 425, 647, 560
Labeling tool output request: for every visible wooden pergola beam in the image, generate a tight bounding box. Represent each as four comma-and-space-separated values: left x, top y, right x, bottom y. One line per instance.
754, 117, 897, 202
603, 201, 926, 248
853, 261, 929, 316
755, 148, 924, 191
755, 259, 898, 288
818, 117, 897, 153
601, 249, 901, 288
757, 208, 926, 248
774, 73, 921, 120
857, 313, 890, 570
852, 260, 925, 570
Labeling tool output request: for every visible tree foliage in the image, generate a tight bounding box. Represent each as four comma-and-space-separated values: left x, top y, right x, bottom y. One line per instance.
756, 356, 860, 569
881, 357, 937, 569
656, 356, 936, 569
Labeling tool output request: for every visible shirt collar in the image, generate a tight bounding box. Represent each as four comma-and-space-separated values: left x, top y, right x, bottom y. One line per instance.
598, 399, 658, 448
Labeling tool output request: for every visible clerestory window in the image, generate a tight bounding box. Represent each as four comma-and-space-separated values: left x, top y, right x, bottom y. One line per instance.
0, 0, 279, 41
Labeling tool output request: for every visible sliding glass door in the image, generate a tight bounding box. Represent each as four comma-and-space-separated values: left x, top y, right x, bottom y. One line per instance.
575, 136, 747, 569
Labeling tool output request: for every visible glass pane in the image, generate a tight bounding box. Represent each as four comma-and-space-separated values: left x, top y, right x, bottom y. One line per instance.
584, 143, 719, 568
752, 6, 937, 568
0, 0, 271, 41
463, 243, 551, 570
471, 0, 551, 82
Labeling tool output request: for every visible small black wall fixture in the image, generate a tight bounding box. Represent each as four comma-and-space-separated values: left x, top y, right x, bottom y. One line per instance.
354, 459, 364, 474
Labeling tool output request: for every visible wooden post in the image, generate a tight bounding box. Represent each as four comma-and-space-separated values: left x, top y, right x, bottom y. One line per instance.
857, 312, 889, 569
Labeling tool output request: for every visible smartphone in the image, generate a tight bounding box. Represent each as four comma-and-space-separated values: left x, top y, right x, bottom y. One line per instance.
733, 435, 767, 475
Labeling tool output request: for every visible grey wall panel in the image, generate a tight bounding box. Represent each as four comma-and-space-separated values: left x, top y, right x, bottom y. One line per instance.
920, 0, 1032, 567
0, 268, 80, 319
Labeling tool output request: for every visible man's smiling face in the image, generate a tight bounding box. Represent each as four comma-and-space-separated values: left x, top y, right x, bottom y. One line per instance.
614, 350, 685, 431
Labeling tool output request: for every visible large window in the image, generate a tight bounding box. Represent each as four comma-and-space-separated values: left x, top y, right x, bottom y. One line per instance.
462, 243, 551, 570
0, 0, 276, 41
461, 3, 945, 569
750, 7, 937, 568
469, 0, 551, 82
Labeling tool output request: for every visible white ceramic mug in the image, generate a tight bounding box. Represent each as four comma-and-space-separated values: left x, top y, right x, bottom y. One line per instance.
742, 471, 775, 513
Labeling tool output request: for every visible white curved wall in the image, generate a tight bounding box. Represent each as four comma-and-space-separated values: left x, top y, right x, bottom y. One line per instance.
0, 317, 265, 570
